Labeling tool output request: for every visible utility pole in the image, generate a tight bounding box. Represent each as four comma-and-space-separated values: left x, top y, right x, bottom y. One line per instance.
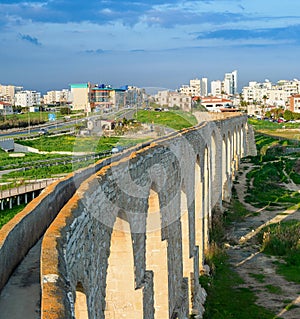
28, 110, 30, 135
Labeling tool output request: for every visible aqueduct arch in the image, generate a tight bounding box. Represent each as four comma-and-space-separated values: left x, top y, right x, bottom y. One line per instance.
0, 114, 254, 319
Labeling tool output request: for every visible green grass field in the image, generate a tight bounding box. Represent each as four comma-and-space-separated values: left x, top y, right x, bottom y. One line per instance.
15, 135, 148, 153
0, 204, 27, 229
248, 118, 300, 141
137, 109, 197, 130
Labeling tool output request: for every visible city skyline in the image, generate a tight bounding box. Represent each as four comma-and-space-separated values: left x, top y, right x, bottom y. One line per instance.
1, 1, 300, 93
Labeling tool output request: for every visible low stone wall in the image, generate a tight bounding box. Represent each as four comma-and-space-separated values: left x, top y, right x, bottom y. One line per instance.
0, 177, 74, 290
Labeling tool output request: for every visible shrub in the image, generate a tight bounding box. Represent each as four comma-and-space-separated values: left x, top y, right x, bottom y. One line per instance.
260, 220, 300, 256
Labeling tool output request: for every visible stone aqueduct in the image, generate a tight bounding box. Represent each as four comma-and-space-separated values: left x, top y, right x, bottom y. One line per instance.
0, 113, 256, 319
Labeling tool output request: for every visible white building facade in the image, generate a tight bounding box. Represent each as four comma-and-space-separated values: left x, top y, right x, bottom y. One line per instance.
201, 96, 234, 112
43, 89, 72, 105
211, 80, 222, 96
223, 70, 238, 95
179, 77, 208, 97
15, 90, 41, 107
242, 79, 300, 108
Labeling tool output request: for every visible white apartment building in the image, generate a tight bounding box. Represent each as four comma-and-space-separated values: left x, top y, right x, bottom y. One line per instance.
15, 90, 41, 107
242, 79, 300, 107
268, 80, 300, 107
179, 78, 208, 97
200, 78, 208, 96
224, 70, 238, 95
211, 80, 222, 96
242, 81, 270, 104
43, 89, 72, 105
210, 70, 238, 96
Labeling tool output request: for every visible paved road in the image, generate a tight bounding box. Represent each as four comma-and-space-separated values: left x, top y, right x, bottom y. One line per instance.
0, 109, 140, 138
0, 238, 42, 319
0, 121, 70, 138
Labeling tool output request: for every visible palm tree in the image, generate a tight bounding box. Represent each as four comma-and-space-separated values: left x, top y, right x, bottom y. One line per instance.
262, 94, 268, 116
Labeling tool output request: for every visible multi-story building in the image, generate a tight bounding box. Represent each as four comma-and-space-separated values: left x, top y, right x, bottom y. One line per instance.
70, 83, 93, 112
290, 94, 300, 113
0, 102, 13, 115
155, 90, 169, 106
242, 79, 300, 107
242, 81, 271, 104
90, 85, 126, 113
125, 86, 146, 109
43, 89, 72, 105
210, 70, 238, 96
223, 70, 238, 95
211, 80, 222, 96
0, 84, 23, 104
201, 77, 208, 96
179, 78, 208, 97
71, 82, 130, 113
268, 80, 300, 107
155, 90, 192, 111
15, 90, 41, 107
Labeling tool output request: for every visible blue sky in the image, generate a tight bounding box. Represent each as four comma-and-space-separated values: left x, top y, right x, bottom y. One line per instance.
1, 0, 300, 94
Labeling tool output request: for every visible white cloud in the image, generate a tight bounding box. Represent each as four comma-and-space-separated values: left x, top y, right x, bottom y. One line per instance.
99, 8, 114, 14
1, 0, 300, 92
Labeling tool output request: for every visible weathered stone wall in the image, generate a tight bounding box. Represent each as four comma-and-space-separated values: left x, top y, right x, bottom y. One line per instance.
40, 114, 254, 318
0, 152, 130, 291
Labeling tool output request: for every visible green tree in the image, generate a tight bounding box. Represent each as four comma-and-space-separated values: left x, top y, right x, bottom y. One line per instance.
60, 107, 71, 115
283, 110, 293, 121
261, 95, 268, 115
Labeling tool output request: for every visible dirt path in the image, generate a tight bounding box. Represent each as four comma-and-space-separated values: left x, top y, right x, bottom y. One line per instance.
226, 161, 300, 319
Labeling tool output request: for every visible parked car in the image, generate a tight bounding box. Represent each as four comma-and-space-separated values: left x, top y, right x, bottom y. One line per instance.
39, 128, 49, 135
111, 146, 124, 154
